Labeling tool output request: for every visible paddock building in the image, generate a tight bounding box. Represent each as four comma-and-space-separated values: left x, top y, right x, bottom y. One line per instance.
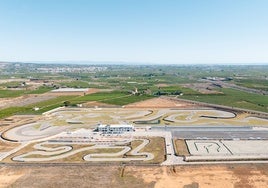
96, 124, 134, 134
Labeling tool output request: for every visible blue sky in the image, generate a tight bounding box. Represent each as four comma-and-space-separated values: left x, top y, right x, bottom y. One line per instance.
0, 0, 268, 64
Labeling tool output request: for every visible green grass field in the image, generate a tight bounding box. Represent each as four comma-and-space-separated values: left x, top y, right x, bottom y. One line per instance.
0, 90, 26, 98
70, 91, 129, 104
103, 95, 154, 106
0, 95, 77, 118
0, 107, 31, 119
235, 79, 268, 91
0, 86, 52, 98
58, 80, 90, 88
0, 91, 154, 119
180, 88, 268, 112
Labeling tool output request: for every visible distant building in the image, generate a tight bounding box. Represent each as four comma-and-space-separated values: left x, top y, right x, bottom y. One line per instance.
33, 107, 40, 111
51, 88, 89, 92
96, 124, 134, 134
50, 88, 89, 96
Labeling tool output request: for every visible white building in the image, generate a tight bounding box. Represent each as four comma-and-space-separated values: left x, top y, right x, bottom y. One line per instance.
51, 88, 89, 92
96, 124, 134, 134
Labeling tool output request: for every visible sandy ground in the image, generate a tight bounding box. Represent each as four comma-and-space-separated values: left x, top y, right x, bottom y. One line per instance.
124, 97, 195, 108
0, 164, 267, 188
129, 164, 268, 188
0, 140, 20, 152
0, 88, 104, 109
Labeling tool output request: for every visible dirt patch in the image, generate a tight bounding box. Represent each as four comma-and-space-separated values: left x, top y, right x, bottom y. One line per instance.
0, 140, 20, 152
0, 167, 24, 188
0, 94, 56, 109
174, 139, 190, 156
1, 164, 268, 188
0, 165, 153, 188
125, 97, 195, 108
131, 164, 268, 188
0, 115, 39, 132
232, 164, 268, 188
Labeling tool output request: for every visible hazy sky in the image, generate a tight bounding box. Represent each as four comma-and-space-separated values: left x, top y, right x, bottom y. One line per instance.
1, 0, 268, 64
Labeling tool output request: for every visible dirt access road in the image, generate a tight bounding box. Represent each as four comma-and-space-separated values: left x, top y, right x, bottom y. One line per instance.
0, 164, 267, 188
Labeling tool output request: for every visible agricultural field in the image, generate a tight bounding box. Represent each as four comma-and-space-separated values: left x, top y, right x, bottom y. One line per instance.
0, 88, 50, 98
234, 78, 268, 91
1, 63, 268, 118
180, 88, 268, 113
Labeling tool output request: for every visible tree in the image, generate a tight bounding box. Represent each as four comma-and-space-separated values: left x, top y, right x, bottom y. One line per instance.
63, 101, 71, 107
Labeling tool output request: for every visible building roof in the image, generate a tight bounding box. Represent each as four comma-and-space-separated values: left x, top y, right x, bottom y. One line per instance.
98, 124, 134, 128
51, 88, 89, 92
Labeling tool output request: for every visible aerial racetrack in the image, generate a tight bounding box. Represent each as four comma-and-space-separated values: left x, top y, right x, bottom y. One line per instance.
2, 106, 268, 142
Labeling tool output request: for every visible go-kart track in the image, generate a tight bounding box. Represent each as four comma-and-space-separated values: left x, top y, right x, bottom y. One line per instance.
12, 139, 153, 162
3, 107, 268, 142
1, 103, 268, 165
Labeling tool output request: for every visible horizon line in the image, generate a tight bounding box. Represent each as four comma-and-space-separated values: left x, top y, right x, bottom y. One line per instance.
1, 60, 268, 66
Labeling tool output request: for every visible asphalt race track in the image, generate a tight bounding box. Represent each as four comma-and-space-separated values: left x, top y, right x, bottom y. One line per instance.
152, 126, 268, 140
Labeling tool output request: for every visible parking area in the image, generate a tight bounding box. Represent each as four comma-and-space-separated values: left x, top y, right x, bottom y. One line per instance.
170, 126, 268, 140
185, 140, 268, 162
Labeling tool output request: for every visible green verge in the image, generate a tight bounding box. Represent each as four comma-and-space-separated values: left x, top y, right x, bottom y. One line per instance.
0, 90, 27, 98
0, 95, 78, 118
0, 107, 31, 119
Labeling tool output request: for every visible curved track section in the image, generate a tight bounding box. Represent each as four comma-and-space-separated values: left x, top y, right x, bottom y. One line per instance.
83, 139, 153, 161
12, 139, 154, 162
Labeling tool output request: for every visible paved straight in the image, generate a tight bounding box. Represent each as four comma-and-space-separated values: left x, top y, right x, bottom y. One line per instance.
151, 126, 268, 140
172, 131, 268, 140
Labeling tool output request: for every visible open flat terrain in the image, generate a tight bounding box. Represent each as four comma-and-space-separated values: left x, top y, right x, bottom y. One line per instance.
0, 164, 268, 188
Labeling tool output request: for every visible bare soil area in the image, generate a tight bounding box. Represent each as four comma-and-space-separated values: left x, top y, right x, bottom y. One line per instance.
129, 164, 268, 188
0, 115, 39, 132
1, 164, 267, 188
125, 97, 195, 108
0, 140, 20, 152
0, 94, 56, 109
174, 139, 190, 156
0, 165, 153, 188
